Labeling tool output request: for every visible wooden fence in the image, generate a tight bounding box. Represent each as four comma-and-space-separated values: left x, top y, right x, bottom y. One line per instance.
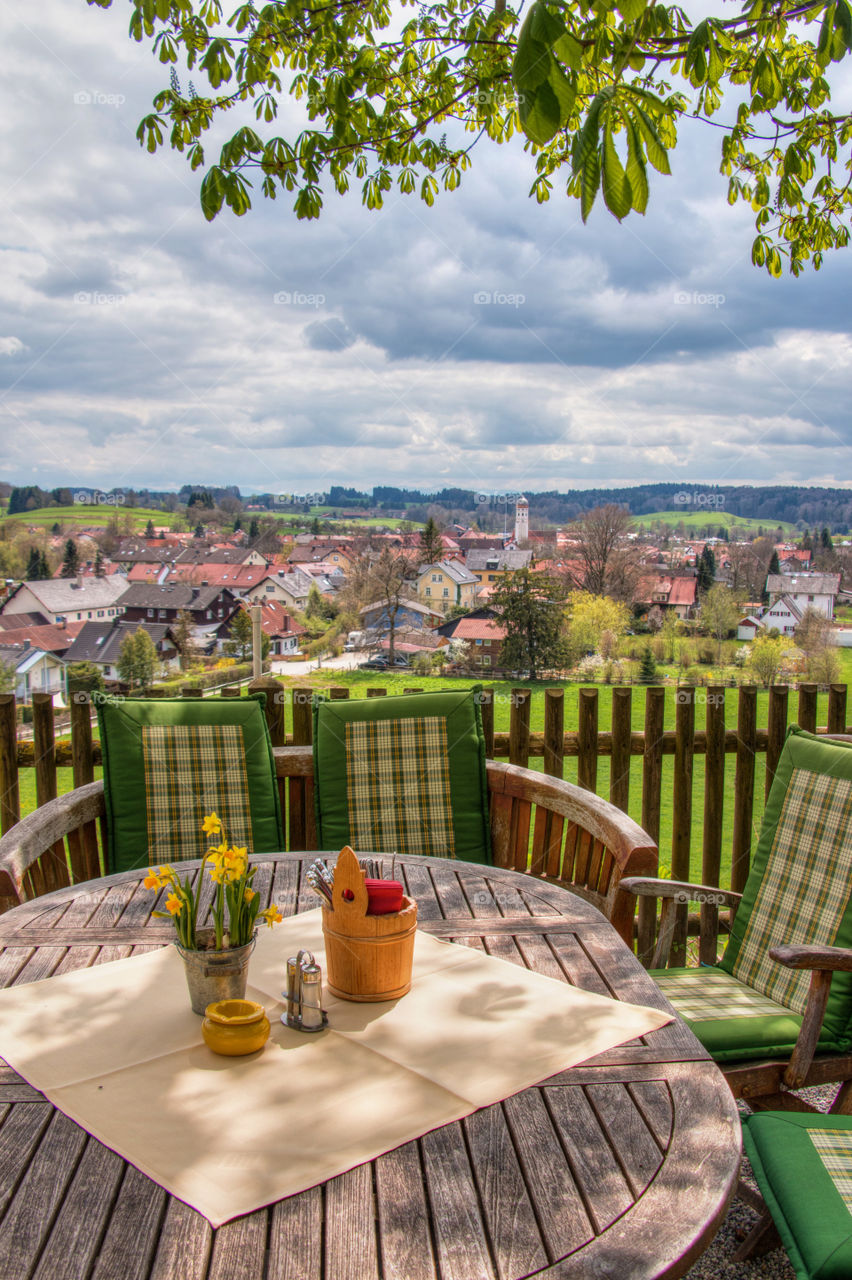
1, 680, 849, 954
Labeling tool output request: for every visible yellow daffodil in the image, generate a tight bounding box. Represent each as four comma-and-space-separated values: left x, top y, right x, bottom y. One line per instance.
244, 887, 256, 903
201, 813, 222, 837
224, 847, 248, 882
259, 905, 283, 928
165, 892, 183, 916
143, 869, 163, 890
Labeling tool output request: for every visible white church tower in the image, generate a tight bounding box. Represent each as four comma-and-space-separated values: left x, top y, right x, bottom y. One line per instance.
514, 495, 529, 543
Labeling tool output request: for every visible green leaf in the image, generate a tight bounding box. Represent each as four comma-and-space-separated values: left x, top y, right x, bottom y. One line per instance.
616, 0, 647, 23
530, 3, 566, 44
519, 80, 562, 145
512, 10, 552, 91
624, 117, 649, 212
580, 146, 601, 221
554, 31, 583, 71
601, 125, 632, 219
633, 105, 671, 174
200, 165, 226, 220
548, 62, 576, 124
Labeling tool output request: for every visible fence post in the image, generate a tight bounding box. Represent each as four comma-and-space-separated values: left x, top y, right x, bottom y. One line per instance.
798, 684, 818, 735
701, 686, 726, 965
671, 687, 695, 966
765, 685, 789, 801
732, 685, 758, 894
248, 676, 286, 747
639, 686, 665, 964
32, 693, 67, 895
0, 694, 19, 835
828, 684, 848, 736
478, 689, 494, 760
291, 688, 313, 746
251, 604, 263, 680
329, 688, 350, 700
509, 689, 531, 768
609, 687, 632, 812
70, 692, 95, 787
577, 688, 599, 793
543, 689, 564, 778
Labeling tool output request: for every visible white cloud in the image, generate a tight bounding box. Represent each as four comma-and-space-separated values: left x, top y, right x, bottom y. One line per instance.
0, 0, 850, 494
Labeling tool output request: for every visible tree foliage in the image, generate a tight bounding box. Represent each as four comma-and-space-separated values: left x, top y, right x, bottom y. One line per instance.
420, 516, 444, 567
490, 567, 569, 678
117, 626, 159, 689
60, 539, 80, 578
699, 582, 743, 659
90, 0, 852, 273
564, 505, 640, 601
565, 590, 630, 661
747, 632, 786, 684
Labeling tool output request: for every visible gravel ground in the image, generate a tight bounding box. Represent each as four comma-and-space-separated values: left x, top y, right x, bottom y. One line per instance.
683, 1085, 838, 1278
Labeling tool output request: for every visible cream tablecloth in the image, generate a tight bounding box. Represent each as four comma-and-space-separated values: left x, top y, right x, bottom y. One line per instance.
0, 910, 672, 1225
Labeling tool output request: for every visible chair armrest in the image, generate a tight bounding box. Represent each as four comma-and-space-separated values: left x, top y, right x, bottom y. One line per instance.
0, 781, 105, 902
621, 877, 742, 910
770, 944, 852, 972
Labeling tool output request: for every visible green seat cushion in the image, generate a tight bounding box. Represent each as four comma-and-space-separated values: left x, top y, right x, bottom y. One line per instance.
652, 966, 819, 1062
718, 728, 852, 1051
95, 695, 283, 873
743, 1112, 852, 1280
312, 688, 491, 863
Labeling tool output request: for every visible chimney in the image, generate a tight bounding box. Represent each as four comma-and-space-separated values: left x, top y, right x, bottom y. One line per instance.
77, 574, 83, 590
191, 587, 200, 602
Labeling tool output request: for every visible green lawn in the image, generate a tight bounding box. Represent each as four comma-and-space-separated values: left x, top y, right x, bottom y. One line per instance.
634, 510, 798, 535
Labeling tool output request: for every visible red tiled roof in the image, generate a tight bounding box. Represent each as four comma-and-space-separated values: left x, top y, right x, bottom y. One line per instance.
450, 618, 507, 641
0, 621, 85, 651
668, 578, 697, 606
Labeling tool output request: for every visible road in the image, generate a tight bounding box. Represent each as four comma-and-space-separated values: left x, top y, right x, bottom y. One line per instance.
267, 653, 362, 678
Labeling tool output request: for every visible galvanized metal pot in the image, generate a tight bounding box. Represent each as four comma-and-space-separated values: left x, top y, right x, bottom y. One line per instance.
176, 929, 257, 1016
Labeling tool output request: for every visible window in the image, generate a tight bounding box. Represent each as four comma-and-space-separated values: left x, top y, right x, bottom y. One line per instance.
76, 613, 81, 620
206, 610, 212, 620
87, 612, 93, 619
443, 588, 449, 597
104, 666, 111, 676
425, 587, 431, 596
431, 574, 439, 582
97, 611, 104, 618
481, 656, 491, 666
265, 584, 275, 593
147, 608, 154, 618
475, 639, 482, 646
808, 594, 814, 602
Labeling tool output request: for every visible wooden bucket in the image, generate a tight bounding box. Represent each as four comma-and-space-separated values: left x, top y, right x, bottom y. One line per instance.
322, 846, 418, 1002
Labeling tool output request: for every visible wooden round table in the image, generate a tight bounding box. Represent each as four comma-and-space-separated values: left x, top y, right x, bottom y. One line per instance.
0, 855, 740, 1280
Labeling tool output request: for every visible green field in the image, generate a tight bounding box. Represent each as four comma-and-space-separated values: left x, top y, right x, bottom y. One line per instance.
0, 504, 174, 533
304, 509, 424, 530
635, 510, 798, 535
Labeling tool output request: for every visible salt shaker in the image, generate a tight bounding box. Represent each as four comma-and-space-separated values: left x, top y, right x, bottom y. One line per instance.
281, 949, 328, 1033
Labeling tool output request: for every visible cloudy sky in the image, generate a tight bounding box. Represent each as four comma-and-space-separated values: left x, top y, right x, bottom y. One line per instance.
1, 0, 850, 500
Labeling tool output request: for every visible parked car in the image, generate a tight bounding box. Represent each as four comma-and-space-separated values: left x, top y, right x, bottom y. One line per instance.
358, 655, 411, 670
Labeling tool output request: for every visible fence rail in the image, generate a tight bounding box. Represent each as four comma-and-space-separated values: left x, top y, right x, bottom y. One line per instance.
1, 681, 849, 933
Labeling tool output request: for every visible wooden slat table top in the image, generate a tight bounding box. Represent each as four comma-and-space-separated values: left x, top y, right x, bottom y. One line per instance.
0, 855, 741, 1280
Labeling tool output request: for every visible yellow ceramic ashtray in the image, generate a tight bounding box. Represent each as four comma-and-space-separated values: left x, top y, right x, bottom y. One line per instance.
202, 999, 271, 1056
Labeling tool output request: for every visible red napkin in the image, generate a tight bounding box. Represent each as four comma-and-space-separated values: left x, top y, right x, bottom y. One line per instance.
365, 879, 404, 915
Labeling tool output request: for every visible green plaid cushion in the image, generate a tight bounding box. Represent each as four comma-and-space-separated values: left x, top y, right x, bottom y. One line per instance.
143, 724, 253, 864
312, 688, 491, 864
654, 967, 791, 1021
95, 695, 283, 874
344, 716, 455, 857
806, 1128, 852, 1212
730, 767, 852, 1014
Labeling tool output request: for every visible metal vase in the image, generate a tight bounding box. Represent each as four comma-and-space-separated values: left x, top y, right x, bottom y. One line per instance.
176, 929, 257, 1016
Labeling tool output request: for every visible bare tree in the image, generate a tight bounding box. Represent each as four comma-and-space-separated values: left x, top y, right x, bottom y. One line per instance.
364, 548, 415, 663
726, 537, 776, 600
564, 505, 642, 603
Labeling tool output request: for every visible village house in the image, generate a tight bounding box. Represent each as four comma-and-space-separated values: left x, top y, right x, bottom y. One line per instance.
116, 582, 238, 632
0, 576, 128, 627
0, 644, 68, 703
416, 561, 479, 612
214, 601, 305, 657
465, 548, 533, 586
433, 611, 507, 671
760, 595, 804, 637
360, 597, 444, 639
765, 572, 840, 619
63, 620, 180, 681
241, 569, 312, 612
0, 617, 84, 655
634, 574, 698, 621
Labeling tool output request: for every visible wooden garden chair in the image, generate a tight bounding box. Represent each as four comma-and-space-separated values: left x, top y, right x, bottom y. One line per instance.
623, 726, 852, 1113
